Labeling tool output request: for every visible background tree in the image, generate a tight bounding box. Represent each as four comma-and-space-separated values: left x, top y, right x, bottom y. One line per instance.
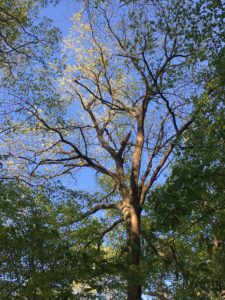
141, 48, 225, 299
1, 0, 224, 299
0, 182, 76, 299
0, 0, 60, 173
0, 0, 60, 78
0, 181, 113, 299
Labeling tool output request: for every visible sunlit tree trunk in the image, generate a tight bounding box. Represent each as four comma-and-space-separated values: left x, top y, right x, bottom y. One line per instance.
127, 204, 142, 300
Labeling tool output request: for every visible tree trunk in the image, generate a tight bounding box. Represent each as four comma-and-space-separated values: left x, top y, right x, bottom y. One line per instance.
127, 208, 142, 300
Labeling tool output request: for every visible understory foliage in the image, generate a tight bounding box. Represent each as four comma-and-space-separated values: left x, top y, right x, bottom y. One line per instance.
0, 183, 76, 299
143, 94, 225, 299
140, 46, 225, 299
0, 0, 224, 299
0, 182, 128, 299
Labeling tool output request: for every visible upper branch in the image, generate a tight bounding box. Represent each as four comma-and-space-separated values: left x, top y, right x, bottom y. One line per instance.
142, 51, 179, 133
27, 106, 117, 180
140, 116, 196, 205
70, 203, 122, 225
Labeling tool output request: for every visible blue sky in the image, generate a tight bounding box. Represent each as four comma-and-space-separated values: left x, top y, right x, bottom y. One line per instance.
42, 0, 79, 36
41, 1, 99, 192
40, 0, 170, 194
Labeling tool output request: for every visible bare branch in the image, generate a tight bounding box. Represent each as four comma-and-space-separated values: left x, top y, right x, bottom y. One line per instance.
72, 203, 122, 224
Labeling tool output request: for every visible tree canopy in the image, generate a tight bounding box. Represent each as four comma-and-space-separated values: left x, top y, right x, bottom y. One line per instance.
0, 0, 224, 299
0, 0, 59, 79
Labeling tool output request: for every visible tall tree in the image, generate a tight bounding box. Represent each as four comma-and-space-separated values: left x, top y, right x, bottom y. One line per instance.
1, 0, 224, 299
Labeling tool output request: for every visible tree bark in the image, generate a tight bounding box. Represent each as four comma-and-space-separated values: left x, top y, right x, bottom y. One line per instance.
127, 207, 142, 300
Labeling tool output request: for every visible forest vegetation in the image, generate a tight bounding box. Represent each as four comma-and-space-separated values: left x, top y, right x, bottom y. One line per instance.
0, 0, 224, 299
